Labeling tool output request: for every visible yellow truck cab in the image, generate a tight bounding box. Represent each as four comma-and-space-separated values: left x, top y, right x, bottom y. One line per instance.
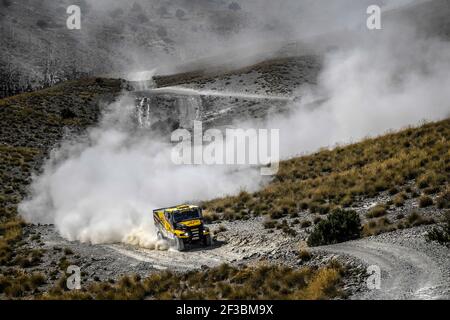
153, 204, 212, 251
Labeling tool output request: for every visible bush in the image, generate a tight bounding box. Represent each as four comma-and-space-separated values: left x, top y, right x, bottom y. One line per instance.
307, 210, 362, 246
175, 9, 186, 19
406, 211, 434, 227
60, 108, 77, 119
202, 210, 218, 223
45, 263, 344, 300
137, 14, 149, 23
270, 210, 284, 219
407, 211, 421, 224
388, 187, 399, 195
419, 196, 433, 208
282, 225, 297, 237
426, 212, 450, 247
366, 205, 387, 218
300, 220, 312, 228
2, 0, 12, 8
263, 220, 277, 229
203, 120, 450, 224
426, 227, 450, 246
299, 202, 309, 210
436, 191, 449, 209
317, 205, 330, 215
36, 20, 48, 29
0, 271, 46, 297
216, 225, 227, 233
298, 249, 311, 262
393, 192, 407, 207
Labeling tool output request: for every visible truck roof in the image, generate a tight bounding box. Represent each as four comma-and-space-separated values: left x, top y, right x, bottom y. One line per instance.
153, 204, 199, 213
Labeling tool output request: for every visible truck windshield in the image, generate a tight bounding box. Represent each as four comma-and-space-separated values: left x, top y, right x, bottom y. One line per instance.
172, 209, 201, 223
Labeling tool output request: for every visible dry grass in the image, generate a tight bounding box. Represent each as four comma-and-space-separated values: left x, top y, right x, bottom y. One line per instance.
366, 204, 388, 218
296, 267, 341, 299
0, 77, 124, 298
203, 119, 449, 221
363, 210, 435, 236
0, 269, 46, 298
0, 218, 25, 265
42, 262, 345, 300
426, 211, 450, 246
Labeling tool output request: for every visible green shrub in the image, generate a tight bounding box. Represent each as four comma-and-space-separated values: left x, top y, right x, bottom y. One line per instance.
307, 210, 362, 246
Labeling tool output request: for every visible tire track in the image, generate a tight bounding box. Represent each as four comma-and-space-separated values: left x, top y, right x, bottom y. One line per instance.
317, 237, 449, 300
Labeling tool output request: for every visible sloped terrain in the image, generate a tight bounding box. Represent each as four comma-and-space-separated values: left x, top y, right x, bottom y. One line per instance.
317, 226, 450, 300
1, 0, 450, 300
0, 0, 252, 98
1, 71, 448, 298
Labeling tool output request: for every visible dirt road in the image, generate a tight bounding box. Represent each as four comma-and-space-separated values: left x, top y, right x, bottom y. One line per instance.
26, 217, 449, 299
316, 227, 450, 300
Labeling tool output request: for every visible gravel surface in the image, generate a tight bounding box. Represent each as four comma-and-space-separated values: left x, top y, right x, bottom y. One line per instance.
316, 225, 450, 300
23, 212, 450, 299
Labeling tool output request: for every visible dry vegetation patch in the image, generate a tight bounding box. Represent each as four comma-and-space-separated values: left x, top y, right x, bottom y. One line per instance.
204, 119, 449, 224
42, 262, 345, 300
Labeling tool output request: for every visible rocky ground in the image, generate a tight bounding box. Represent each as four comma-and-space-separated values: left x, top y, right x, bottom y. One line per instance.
1, 40, 448, 299
318, 225, 450, 300
18, 186, 449, 299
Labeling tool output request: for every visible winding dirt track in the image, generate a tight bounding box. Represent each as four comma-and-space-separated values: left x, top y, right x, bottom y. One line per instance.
33, 221, 450, 300
106, 243, 237, 271
105, 217, 295, 272
317, 236, 450, 300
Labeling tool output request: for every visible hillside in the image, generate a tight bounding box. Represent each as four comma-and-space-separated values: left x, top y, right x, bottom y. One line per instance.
0, 74, 448, 298
0, 78, 124, 297
204, 119, 449, 234
1, 0, 450, 301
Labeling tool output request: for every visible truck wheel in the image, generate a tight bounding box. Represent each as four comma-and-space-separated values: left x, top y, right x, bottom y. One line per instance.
203, 235, 212, 247
175, 238, 185, 251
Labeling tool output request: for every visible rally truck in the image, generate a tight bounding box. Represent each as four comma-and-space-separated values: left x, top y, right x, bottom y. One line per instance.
153, 204, 212, 251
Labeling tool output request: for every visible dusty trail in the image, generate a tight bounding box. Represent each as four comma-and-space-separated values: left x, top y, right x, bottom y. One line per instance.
106, 243, 235, 271
147, 86, 294, 101
316, 229, 450, 300
105, 217, 296, 272
28, 218, 449, 300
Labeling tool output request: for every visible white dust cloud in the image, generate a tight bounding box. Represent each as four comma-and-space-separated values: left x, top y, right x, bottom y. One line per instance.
18, 97, 263, 248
